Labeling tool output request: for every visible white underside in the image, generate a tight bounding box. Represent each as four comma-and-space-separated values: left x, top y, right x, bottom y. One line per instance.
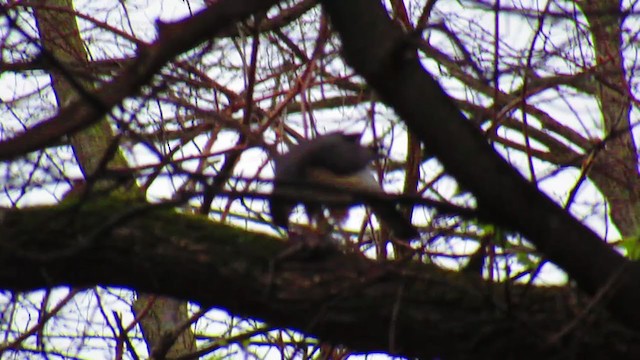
305, 167, 382, 193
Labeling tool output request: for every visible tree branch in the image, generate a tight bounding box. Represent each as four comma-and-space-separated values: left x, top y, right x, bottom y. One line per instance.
319, 0, 640, 328
0, 200, 638, 359
0, 0, 281, 161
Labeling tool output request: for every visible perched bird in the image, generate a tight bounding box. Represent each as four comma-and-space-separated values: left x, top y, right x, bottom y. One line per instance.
269, 132, 418, 240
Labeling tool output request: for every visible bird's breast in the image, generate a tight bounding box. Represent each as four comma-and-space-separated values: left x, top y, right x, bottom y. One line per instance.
305, 167, 382, 192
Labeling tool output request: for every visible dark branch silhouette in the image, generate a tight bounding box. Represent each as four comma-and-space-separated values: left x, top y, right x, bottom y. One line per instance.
1, 201, 638, 359
320, 0, 640, 328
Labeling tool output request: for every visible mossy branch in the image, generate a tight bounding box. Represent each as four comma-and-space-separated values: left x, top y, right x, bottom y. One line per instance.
0, 198, 638, 359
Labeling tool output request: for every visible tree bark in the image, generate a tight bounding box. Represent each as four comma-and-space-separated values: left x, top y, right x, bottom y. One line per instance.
580, 0, 640, 237
33, 1, 195, 356
1, 200, 639, 359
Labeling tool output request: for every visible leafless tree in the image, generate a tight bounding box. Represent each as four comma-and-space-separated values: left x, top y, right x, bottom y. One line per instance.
1, 0, 639, 358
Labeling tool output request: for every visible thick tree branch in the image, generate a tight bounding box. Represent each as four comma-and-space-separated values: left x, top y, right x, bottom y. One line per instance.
0, 200, 638, 359
0, 0, 282, 161
319, 0, 640, 327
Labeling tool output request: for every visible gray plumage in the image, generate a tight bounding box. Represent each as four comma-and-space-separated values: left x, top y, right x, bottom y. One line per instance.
269, 132, 418, 240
